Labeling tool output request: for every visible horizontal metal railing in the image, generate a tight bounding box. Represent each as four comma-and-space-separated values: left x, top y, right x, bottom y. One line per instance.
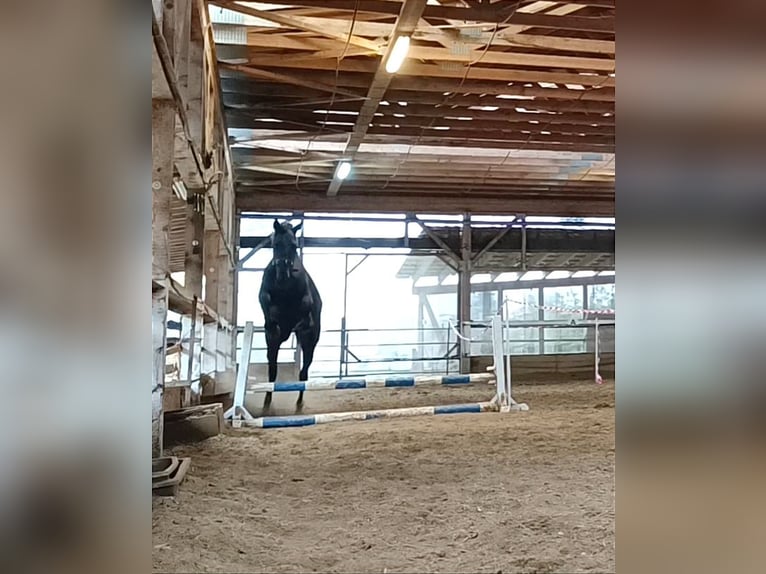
233, 321, 614, 377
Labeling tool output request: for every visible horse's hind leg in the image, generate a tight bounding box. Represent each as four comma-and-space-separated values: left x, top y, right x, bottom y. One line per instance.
296, 328, 319, 407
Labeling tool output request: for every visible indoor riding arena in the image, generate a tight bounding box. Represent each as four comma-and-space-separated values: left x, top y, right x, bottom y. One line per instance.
152, 2, 615, 573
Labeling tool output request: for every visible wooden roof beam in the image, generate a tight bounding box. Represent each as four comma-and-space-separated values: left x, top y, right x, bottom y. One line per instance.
221, 74, 615, 102
236, 190, 615, 217
219, 63, 365, 99
327, 0, 429, 197
253, 56, 615, 87
255, 1, 614, 31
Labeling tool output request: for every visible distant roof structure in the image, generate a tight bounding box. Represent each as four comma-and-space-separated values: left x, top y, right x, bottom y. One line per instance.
396, 223, 614, 280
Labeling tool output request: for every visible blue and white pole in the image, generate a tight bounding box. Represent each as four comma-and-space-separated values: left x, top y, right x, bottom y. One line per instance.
244, 401, 499, 429
246, 372, 494, 394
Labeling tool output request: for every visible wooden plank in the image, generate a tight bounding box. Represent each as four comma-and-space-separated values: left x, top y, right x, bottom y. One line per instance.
407, 45, 614, 72
359, 134, 615, 153
244, 154, 615, 170
152, 43, 173, 100
227, 90, 614, 115
184, 191, 205, 296
490, 33, 614, 56
234, 156, 613, 173
238, 182, 614, 195
220, 64, 364, 99
233, 95, 615, 124
242, 29, 614, 60
187, 8, 205, 151
253, 57, 615, 87
203, 229, 220, 311
470, 352, 615, 383
152, 287, 169, 457
153, 100, 176, 280
228, 116, 614, 145
236, 1, 615, 32
174, 0, 192, 93
175, 114, 205, 188
246, 40, 615, 72
221, 75, 615, 103
239, 112, 613, 135
236, 191, 614, 217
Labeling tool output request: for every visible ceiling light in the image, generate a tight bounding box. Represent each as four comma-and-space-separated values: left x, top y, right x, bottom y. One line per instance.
468, 105, 498, 112
336, 161, 351, 180
386, 35, 411, 74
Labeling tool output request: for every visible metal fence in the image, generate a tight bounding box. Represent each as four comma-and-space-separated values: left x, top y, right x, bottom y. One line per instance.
234, 320, 615, 377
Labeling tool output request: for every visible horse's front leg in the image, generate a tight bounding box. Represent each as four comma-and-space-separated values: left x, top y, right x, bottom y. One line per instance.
264, 324, 280, 409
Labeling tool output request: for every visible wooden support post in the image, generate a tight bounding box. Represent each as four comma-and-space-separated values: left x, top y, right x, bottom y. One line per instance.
231, 211, 241, 365
162, 0, 176, 61
203, 229, 220, 310
187, 6, 205, 151
458, 214, 472, 373
152, 100, 175, 280
217, 252, 232, 370
152, 97, 175, 456
184, 191, 205, 295
152, 286, 168, 457
179, 301, 201, 405
174, 0, 192, 95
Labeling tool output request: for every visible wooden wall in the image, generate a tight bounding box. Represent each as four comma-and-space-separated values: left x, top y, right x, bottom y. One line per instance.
471, 352, 615, 383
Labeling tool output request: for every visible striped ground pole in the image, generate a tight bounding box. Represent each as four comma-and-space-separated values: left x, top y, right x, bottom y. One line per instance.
243, 401, 499, 429
246, 373, 494, 394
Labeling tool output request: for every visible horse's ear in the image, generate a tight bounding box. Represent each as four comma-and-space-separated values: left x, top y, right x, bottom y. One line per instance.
292, 222, 303, 234
273, 219, 282, 233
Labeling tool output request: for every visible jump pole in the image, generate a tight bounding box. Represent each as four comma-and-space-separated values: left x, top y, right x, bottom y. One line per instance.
244, 401, 499, 428
234, 314, 527, 429
245, 372, 495, 394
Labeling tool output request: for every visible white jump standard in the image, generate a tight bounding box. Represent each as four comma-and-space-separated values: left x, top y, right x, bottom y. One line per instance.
225, 315, 528, 428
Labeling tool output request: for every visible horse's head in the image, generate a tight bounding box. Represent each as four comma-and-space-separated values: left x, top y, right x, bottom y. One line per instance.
271, 219, 303, 282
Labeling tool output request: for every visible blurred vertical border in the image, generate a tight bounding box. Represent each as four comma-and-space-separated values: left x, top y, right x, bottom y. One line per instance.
0, 1, 148, 573
618, 0, 766, 573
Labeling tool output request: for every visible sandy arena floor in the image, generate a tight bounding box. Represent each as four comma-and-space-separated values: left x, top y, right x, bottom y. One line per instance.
153, 381, 615, 573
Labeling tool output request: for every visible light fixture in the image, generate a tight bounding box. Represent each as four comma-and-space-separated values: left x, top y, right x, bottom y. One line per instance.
336, 161, 352, 180
385, 35, 411, 74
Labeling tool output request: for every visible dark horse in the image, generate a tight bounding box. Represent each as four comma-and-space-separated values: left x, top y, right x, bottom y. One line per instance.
258, 220, 322, 409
